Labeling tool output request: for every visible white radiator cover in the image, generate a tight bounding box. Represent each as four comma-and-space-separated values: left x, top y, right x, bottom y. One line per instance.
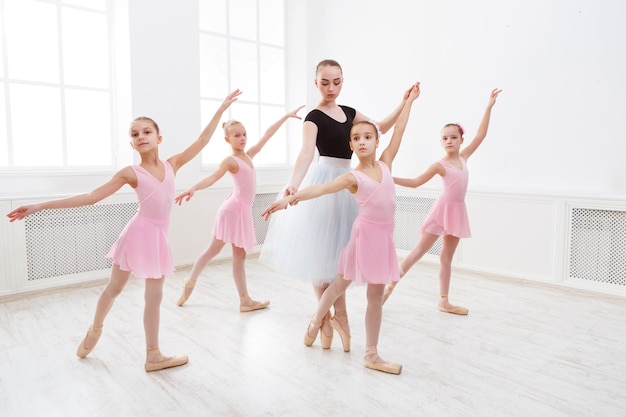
2, 190, 626, 297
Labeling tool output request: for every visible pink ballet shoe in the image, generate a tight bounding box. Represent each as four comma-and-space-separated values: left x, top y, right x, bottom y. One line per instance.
304, 317, 322, 347
329, 312, 351, 352
239, 295, 270, 313
364, 347, 402, 375
320, 312, 333, 349
177, 278, 196, 307
145, 346, 188, 372
438, 295, 469, 315
76, 324, 103, 358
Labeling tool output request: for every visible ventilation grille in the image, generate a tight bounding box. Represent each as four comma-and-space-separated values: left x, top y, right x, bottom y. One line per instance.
394, 195, 441, 255
252, 192, 279, 244
24, 203, 137, 281
569, 208, 626, 286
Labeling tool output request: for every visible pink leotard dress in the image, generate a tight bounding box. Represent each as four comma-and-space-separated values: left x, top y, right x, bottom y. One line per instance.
106, 160, 175, 279
419, 157, 471, 238
212, 155, 256, 251
338, 161, 400, 285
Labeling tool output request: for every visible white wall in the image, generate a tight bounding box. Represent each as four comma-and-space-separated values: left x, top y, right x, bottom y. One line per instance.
302, 0, 626, 196
3, 0, 626, 297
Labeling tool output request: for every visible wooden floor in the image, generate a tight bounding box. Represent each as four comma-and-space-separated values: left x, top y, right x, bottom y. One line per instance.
1, 256, 625, 417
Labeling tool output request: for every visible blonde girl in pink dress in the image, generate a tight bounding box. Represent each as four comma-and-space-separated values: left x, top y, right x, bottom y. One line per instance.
175, 106, 304, 312
384, 88, 502, 315
262, 84, 421, 375
7, 90, 242, 372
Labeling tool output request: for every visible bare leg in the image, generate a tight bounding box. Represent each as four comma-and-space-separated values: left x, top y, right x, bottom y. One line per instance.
77, 264, 131, 357
305, 277, 351, 349
383, 232, 440, 303
437, 235, 468, 315
365, 284, 384, 347
177, 237, 226, 306
233, 245, 269, 312
363, 284, 401, 374
145, 277, 188, 371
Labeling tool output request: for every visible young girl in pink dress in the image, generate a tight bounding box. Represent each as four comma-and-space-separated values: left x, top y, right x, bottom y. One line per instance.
7, 90, 241, 372
383, 88, 502, 315
262, 84, 421, 375
175, 106, 304, 311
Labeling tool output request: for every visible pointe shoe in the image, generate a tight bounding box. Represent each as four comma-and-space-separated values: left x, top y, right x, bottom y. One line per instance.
438, 295, 469, 315
320, 312, 333, 349
382, 282, 397, 304
177, 278, 196, 307
239, 298, 270, 313
145, 347, 189, 372
364, 357, 403, 375
76, 325, 103, 358
329, 314, 351, 352
304, 317, 322, 347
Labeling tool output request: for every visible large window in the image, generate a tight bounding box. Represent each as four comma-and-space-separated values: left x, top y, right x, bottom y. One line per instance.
0, 0, 113, 170
198, 0, 287, 166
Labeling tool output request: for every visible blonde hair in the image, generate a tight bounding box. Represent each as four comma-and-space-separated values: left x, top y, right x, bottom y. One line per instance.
222, 120, 243, 135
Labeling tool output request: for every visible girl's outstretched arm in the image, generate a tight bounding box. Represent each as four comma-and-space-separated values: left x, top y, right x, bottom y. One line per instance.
356, 82, 420, 134
393, 162, 442, 188
174, 157, 236, 205
168, 89, 242, 173
379, 83, 420, 169
246, 105, 305, 159
461, 88, 502, 160
261, 172, 355, 220
7, 167, 133, 222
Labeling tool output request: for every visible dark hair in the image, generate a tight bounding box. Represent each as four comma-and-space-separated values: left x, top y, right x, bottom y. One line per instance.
316, 59, 342, 76
131, 117, 160, 135
443, 123, 464, 136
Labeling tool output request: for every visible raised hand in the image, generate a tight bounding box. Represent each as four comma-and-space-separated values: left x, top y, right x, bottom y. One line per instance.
488, 88, 502, 107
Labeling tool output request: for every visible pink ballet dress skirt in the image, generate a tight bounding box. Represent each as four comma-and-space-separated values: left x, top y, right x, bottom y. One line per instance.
212, 155, 256, 251
420, 157, 471, 238
338, 161, 400, 285
106, 160, 175, 279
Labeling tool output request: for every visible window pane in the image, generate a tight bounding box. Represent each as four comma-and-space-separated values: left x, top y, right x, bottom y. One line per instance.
11, 84, 63, 166
256, 105, 287, 165
259, 0, 284, 46
199, 34, 228, 98
0, 23, 4, 78
0, 85, 7, 166
62, 8, 110, 88
5, 0, 59, 83
65, 89, 112, 166
62, 0, 106, 12
200, 100, 231, 165
199, 0, 227, 34
228, 0, 256, 40
230, 40, 258, 101
260, 45, 284, 105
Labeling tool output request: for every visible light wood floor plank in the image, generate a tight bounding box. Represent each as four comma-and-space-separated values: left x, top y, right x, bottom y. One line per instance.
1, 257, 625, 417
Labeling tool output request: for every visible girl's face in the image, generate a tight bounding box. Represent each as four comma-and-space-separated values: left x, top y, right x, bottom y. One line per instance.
349, 123, 378, 158
440, 125, 463, 154
225, 124, 247, 150
129, 119, 162, 153
314, 65, 343, 102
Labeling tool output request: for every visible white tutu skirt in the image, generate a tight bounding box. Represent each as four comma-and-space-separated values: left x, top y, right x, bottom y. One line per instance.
260, 157, 358, 284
